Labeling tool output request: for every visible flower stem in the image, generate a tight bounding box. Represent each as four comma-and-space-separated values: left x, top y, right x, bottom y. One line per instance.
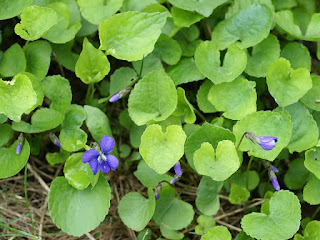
236, 132, 246, 151
311, 205, 320, 220
246, 156, 254, 190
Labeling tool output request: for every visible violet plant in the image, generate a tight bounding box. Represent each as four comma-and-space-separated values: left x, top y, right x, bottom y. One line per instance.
0, 0, 320, 239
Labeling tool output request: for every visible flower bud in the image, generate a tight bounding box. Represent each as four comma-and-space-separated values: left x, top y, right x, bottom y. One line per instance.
16, 133, 24, 154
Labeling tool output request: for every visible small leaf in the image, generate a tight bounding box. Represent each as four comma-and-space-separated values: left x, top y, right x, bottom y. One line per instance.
0, 124, 13, 147
109, 67, 137, 95
201, 226, 232, 240
305, 147, 320, 180
303, 176, 320, 205
118, 188, 155, 231
195, 215, 215, 235
60, 129, 87, 152
0, 43, 26, 77
301, 74, 320, 111
128, 70, 177, 126
75, 38, 110, 84
51, 41, 79, 72
153, 34, 182, 65
99, 11, 167, 61
46, 150, 70, 165
133, 52, 164, 77
171, 6, 203, 27
229, 184, 250, 204
193, 141, 240, 181
297, 221, 320, 239
0, 139, 30, 179
173, 87, 196, 124
14, 6, 59, 41
61, 104, 87, 130
281, 42, 311, 71
195, 42, 247, 84
241, 190, 301, 240
284, 158, 310, 190
230, 170, 260, 191
48, 175, 111, 237
196, 80, 217, 113
139, 124, 186, 174
160, 223, 184, 240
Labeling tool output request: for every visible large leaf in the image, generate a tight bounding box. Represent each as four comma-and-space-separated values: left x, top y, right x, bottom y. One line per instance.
48, 175, 111, 237
241, 190, 301, 240
128, 70, 177, 126
233, 110, 292, 161
99, 11, 167, 61
139, 124, 186, 174
0, 0, 33, 20
118, 188, 155, 231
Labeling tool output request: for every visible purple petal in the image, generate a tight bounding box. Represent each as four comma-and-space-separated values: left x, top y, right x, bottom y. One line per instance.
109, 92, 121, 102
82, 149, 100, 163
270, 178, 280, 191
16, 144, 22, 154
98, 161, 111, 173
89, 159, 99, 175
155, 193, 160, 200
170, 177, 178, 184
55, 140, 62, 148
107, 154, 119, 171
173, 162, 182, 177
259, 141, 276, 150
259, 136, 278, 143
100, 136, 115, 154
271, 165, 279, 173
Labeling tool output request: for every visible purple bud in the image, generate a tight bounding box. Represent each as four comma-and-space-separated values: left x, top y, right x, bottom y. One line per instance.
49, 132, 62, 148
109, 92, 121, 102
245, 132, 277, 151
154, 183, 162, 200
271, 165, 279, 173
269, 169, 280, 191
173, 162, 182, 177
16, 133, 24, 154
170, 177, 178, 184
155, 193, 160, 200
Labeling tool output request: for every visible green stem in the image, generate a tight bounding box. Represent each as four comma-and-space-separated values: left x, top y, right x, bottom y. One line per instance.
246, 156, 254, 190
85, 84, 95, 104
236, 132, 246, 151
193, 109, 206, 122
311, 205, 320, 220
0, 222, 39, 239
24, 165, 36, 235
138, 55, 145, 78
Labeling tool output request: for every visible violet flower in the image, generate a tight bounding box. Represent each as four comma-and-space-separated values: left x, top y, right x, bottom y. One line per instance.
16, 133, 24, 154
170, 162, 182, 184
48, 132, 62, 148
154, 183, 162, 200
170, 177, 178, 184
271, 165, 279, 173
109, 88, 132, 103
244, 132, 277, 151
269, 167, 280, 191
82, 136, 119, 175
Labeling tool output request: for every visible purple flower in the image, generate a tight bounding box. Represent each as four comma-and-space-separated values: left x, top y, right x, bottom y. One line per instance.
82, 136, 119, 175
170, 177, 178, 184
271, 165, 279, 173
16, 133, 24, 155
154, 183, 162, 200
155, 193, 160, 200
244, 132, 277, 151
269, 168, 280, 191
109, 92, 121, 102
173, 162, 182, 177
48, 132, 62, 148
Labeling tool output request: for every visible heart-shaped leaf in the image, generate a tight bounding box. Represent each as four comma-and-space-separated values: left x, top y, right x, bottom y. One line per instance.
118, 188, 155, 231
0, 139, 30, 179
48, 175, 111, 237
233, 110, 292, 161
99, 11, 167, 61
193, 141, 240, 181
195, 42, 247, 84
139, 124, 186, 174
241, 190, 301, 240
208, 77, 257, 120
128, 70, 177, 126
267, 58, 312, 107
0, 73, 37, 122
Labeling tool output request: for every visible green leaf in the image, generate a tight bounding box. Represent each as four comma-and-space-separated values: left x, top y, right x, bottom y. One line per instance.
42, 75, 72, 113
173, 87, 196, 124
195, 42, 247, 84
77, 0, 124, 25
168, 0, 228, 17
233, 110, 292, 161
48, 175, 111, 237
229, 184, 250, 204
0, 114, 8, 124
235, 231, 254, 240
284, 102, 318, 153
63, 153, 94, 190
153, 184, 194, 230
0, 43, 26, 77
109, 67, 137, 95
303, 176, 320, 205
130, 125, 146, 148
245, 34, 280, 78
185, 123, 235, 170
167, 57, 205, 85
281, 42, 311, 71
121, 0, 157, 12
75, 38, 110, 84
84, 105, 113, 142
137, 229, 152, 240
160, 223, 184, 240
284, 158, 310, 190
0, 0, 33, 20
241, 190, 301, 240
133, 52, 164, 77
133, 160, 172, 188
118, 188, 155, 231
24, 40, 52, 80
14, 5, 59, 41
305, 147, 320, 180
46, 150, 70, 165
12, 108, 64, 133
196, 80, 217, 113
0, 124, 13, 147
301, 74, 320, 111
208, 77, 256, 120
195, 215, 215, 235
201, 226, 232, 240
128, 70, 177, 126
230, 170, 260, 191
60, 129, 87, 152
43, 2, 82, 44
153, 34, 182, 65
171, 6, 203, 27
99, 11, 167, 61
22, 72, 44, 114
0, 139, 30, 179
51, 41, 79, 72
272, 0, 297, 11
196, 176, 223, 215
139, 124, 186, 174
61, 104, 86, 129
0, 73, 37, 122
297, 221, 320, 239
193, 141, 240, 181
211, 4, 273, 50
